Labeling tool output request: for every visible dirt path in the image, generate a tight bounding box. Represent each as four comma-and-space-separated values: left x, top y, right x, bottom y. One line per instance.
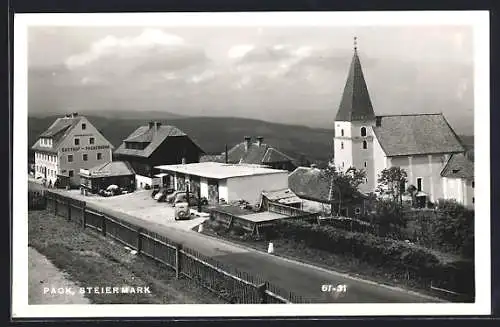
29, 247, 90, 304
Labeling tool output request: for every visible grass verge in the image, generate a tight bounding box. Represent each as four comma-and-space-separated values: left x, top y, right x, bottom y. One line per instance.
28, 209, 225, 304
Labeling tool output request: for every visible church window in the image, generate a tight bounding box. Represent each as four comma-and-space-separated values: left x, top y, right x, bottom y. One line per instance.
342, 161, 345, 168
472, 181, 475, 188
341, 129, 344, 136
364, 161, 367, 167
341, 142, 344, 149
361, 127, 367, 137
362, 141, 367, 149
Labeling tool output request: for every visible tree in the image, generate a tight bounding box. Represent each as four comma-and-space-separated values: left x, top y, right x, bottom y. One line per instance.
323, 165, 367, 216
371, 198, 407, 236
376, 167, 408, 204
407, 184, 417, 207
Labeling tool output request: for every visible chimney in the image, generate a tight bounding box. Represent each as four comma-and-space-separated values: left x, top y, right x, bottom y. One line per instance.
149, 121, 155, 129
155, 122, 162, 129
182, 157, 186, 164
257, 136, 264, 147
310, 163, 318, 169
225, 144, 228, 163
375, 116, 382, 127
244, 136, 251, 151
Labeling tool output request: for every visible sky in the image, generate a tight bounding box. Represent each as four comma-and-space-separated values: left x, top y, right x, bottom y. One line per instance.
27, 24, 474, 133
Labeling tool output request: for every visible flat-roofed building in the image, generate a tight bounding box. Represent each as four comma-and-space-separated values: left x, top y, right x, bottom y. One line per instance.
155, 162, 289, 205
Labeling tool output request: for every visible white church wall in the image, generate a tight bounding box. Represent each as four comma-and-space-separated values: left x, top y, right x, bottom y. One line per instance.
389, 154, 447, 203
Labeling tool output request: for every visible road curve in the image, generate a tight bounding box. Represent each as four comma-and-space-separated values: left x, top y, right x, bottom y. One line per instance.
36, 184, 446, 303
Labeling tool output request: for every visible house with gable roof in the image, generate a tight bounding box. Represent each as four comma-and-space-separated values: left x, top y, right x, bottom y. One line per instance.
113, 121, 205, 189
200, 136, 297, 172
31, 112, 114, 188
331, 38, 470, 206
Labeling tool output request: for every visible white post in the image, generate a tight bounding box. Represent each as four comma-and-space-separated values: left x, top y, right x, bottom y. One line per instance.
198, 223, 204, 233
267, 242, 274, 254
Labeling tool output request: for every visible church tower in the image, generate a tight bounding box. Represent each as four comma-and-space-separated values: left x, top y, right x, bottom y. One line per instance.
333, 37, 376, 194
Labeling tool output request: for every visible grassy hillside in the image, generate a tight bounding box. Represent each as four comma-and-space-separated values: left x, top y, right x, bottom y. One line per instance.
28, 115, 333, 165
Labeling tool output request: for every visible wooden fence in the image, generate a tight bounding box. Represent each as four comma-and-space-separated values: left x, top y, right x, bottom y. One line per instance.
44, 191, 310, 304
28, 190, 47, 210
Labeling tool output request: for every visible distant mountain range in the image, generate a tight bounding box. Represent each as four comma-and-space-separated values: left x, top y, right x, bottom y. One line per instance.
28, 114, 333, 164
28, 113, 473, 165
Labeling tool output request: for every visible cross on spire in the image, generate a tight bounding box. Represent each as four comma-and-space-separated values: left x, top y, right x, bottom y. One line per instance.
353, 36, 358, 52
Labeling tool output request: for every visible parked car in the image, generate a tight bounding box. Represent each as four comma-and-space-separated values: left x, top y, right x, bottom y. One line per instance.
171, 192, 209, 207
174, 202, 191, 220
154, 187, 174, 202
166, 190, 185, 204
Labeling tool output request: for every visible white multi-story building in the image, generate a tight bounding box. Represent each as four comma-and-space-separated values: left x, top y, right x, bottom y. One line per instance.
32, 113, 114, 187
332, 40, 473, 207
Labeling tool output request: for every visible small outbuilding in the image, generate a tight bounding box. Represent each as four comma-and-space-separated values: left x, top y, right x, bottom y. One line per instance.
79, 161, 136, 194
260, 188, 303, 210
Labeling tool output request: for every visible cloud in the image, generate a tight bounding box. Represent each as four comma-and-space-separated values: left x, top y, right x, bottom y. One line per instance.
64, 29, 209, 85
227, 44, 255, 59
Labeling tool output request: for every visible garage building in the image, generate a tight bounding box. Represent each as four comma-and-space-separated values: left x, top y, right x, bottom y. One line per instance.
155, 162, 289, 205
79, 161, 136, 194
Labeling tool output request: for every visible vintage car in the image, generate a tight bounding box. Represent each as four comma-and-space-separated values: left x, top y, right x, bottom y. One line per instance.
174, 202, 191, 220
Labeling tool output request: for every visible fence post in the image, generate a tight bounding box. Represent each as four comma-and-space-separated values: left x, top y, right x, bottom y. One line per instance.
101, 215, 107, 236
137, 228, 143, 254
81, 203, 86, 229
257, 283, 267, 304
54, 197, 58, 216
175, 243, 182, 279
67, 200, 72, 221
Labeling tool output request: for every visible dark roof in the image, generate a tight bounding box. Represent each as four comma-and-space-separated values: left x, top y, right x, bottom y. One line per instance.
200, 154, 225, 162
335, 50, 376, 122
373, 114, 465, 157
31, 116, 83, 153
288, 167, 333, 203
262, 188, 302, 205
440, 153, 474, 180
114, 124, 203, 158
288, 167, 368, 204
82, 161, 135, 178
202, 141, 296, 165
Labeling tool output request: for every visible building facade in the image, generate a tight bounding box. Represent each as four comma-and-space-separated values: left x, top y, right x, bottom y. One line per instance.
332, 41, 470, 205
113, 121, 205, 189
441, 153, 475, 208
155, 162, 289, 205
32, 113, 114, 187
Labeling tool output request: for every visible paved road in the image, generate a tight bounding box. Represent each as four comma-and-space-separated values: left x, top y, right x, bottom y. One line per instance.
33, 183, 445, 303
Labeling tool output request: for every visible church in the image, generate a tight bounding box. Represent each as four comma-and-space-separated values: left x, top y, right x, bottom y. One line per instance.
332, 39, 474, 208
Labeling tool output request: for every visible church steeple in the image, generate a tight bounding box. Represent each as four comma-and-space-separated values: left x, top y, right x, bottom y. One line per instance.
335, 37, 375, 122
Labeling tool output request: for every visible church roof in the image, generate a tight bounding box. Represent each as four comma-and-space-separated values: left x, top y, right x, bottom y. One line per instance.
335, 48, 376, 122
373, 113, 465, 157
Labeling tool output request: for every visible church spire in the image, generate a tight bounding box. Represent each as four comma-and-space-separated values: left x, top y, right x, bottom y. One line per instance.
335, 37, 376, 122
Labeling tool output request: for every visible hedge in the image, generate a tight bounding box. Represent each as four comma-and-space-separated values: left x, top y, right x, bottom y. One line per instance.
273, 220, 474, 296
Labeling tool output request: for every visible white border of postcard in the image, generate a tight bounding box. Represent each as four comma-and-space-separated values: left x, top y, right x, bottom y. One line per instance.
12, 11, 490, 317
